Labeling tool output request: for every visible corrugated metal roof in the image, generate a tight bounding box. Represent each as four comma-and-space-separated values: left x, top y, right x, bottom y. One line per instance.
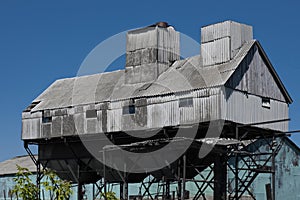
0, 155, 36, 176
29, 40, 290, 112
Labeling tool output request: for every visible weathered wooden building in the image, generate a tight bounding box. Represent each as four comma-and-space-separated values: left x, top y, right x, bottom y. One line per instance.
21, 20, 292, 199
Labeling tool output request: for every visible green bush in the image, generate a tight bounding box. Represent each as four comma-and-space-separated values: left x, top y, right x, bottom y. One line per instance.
100, 191, 119, 200
12, 165, 73, 200
42, 169, 73, 199
12, 165, 38, 199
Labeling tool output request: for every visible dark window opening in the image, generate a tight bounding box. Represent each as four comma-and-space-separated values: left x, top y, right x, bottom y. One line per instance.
123, 105, 136, 115
262, 97, 271, 109
86, 109, 97, 118
42, 110, 52, 123
179, 97, 193, 107
42, 116, 52, 123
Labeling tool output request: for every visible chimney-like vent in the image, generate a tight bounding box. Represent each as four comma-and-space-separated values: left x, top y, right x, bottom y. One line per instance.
125, 22, 180, 84
200, 21, 253, 67
153, 21, 169, 28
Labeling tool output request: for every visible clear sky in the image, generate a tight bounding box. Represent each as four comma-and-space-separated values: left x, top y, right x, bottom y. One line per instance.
0, 0, 300, 162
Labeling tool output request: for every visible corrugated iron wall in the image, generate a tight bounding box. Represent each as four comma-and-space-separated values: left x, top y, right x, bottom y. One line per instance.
226, 45, 286, 102
225, 87, 289, 131
22, 84, 288, 140
201, 21, 253, 66
201, 37, 231, 66
22, 87, 224, 139
125, 26, 180, 84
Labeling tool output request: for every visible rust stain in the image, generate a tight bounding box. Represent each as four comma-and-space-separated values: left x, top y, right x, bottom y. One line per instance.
292, 156, 299, 167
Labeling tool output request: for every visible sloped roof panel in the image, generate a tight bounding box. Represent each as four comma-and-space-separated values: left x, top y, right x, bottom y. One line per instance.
30, 40, 290, 112
0, 155, 36, 176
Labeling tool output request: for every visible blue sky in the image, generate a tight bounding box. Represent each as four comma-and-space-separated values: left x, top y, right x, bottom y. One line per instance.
0, 0, 300, 162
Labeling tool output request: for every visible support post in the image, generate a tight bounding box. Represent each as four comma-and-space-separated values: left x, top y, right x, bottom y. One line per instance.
162, 176, 165, 200
103, 150, 107, 200
78, 183, 83, 200
104, 178, 107, 200
24, 142, 41, 199
177, 159, 181, 200
234, 152, 239, 200
235, 126, 239, 200
92, 183, 95, 200
37, 160, 41, 200
123, 164, 128, 200
214, 151, 227, 200
181, 154, 186, 200
166, 180, 170, 200
120, 183, 124, 200
123, 182, 128, 200
266, 183, 272, 200
271, 137, 276, 200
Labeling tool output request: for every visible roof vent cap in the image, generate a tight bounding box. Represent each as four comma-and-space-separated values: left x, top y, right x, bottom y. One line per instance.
149, 21, 169, 28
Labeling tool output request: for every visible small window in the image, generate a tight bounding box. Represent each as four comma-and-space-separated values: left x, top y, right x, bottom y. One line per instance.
179, 97, 193, 107
86, 109, 97, 118
42, 111, 52, 123
123, 105, 135, 115
42, 116, 52, 123
262, 97, 271, 109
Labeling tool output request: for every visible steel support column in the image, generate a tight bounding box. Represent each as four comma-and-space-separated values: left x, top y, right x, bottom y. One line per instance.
166, 180, 170, 200
78, 182, 83, 200
120, 183, 124, 200
123, 181, 128, 200
271, 137, 276, 200
181, 154, 186, 200
214, 151, 227, 200
235, 126, 239, 200
177, 158, 181, 200
37, 160, 41, 200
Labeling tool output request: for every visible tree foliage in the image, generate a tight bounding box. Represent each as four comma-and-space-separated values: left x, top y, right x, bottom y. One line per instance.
12, 165, 72, 200
12, 165, 38, 199
42, 169, 73, 200
101, 191, 119, 200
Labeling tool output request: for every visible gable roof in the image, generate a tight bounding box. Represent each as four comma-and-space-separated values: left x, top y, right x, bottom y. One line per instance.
0, 155, 36, 176
255, 41, 292, 103
282, 136, 300, 154
28, 40, 292, 112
